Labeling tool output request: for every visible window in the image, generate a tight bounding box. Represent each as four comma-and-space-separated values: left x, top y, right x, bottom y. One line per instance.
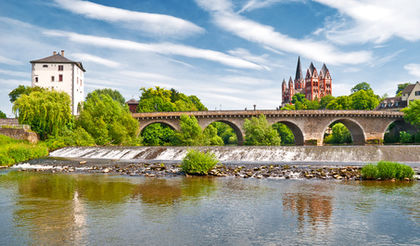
51, 76, 55, 82
415, 91, 420, 96
58, 65, 63, 71
35, 77, 38, 83
43, 64, 48, 68
59, 74, 63, 82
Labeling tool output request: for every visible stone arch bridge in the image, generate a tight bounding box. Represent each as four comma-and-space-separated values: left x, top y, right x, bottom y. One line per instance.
132, 110, 405, 146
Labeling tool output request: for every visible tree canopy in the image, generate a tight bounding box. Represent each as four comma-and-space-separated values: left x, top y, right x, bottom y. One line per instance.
13, 90, 72, 140
326, 96, 352, 110
137, 87, 207, 112
350, 89, 379, 110
244, 115, 281, 146
396, 83, 410, 96
86, 89, 126, 106
351, 82, 372, 93
272, 123, 294, 145
0, 110, 6, 119
9, 85, 45, 103
402, 100, 420, 127
77, 92, 140, 145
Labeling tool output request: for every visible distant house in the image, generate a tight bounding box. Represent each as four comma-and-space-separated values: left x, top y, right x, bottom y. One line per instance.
378, 81, 420, 110
30, 50, 86, 115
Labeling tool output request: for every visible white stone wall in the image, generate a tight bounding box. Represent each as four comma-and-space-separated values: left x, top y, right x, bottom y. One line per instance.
407, 82, 420, 105
32, 63, 84, 114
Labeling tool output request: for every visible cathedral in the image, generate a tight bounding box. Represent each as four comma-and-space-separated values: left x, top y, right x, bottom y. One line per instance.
282, 57, 332, 106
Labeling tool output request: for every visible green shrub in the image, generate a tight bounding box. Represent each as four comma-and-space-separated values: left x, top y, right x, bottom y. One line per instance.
45, 127, 96, 150
181, 149, 219, 175
399, 131, 413, 143
0, 142, 48, 166
361, 161, 414, 180
361, 164, 378, 180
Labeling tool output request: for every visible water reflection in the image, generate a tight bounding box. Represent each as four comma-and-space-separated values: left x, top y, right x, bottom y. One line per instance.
282, 183, 333, 231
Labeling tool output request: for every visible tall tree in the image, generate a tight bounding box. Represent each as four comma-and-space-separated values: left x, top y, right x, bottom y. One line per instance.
326, 96, 352, 110
402, 100, 420, 127
9, 85, 45, 103
396, 83, 411, 96
173, 115, 203, 146
320, 95, 335, 109
77, 92, 140, 145
86, 88, 126, 106
13, 90, 72, 140
0, 110, 6, 119
351, 82, 372, 93
350, 89, 380, 110
244, 115, 281, 146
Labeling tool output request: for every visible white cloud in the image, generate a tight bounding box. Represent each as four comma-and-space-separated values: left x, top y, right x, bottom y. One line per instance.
43, 30, 265, 70
0, 55, 22, 65
404, 64, 420, 78
53, 0, 204, 38
195, 0, 372, 65
0, 69, 28, 78
71, 53, 120, 68
228, 48, 270, 70
238, 0, 297, 13
120, 71, 173, 81
314, 0, 420, 44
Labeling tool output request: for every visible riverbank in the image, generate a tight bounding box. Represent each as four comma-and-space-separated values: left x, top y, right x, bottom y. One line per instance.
11, 158, 420, 180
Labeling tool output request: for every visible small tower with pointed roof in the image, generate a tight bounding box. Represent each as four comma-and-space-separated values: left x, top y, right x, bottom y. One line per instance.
294, 56, 304, 90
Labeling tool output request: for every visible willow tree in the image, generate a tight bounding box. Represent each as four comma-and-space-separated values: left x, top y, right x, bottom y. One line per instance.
13, 90, 72, 139
77, 92, 140, 145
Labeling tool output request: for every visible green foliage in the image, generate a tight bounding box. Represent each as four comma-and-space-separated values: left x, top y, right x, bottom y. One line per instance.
281, 104, 295, 110
326, 96, 352, 110
8, 85, 46, 103
211, 122, 237, 145
173, 115, 204, 146
361, 161, 414, 180
351, 82, 372, 93
13, 90, 72, 140
324, 123, 352, 144
320, 95, 334, 109
350, 89, 379, 110
77, 92, 140, 145
45, 127, 95, 150
272, 123, 295, 145
399, 131, 413, 143
0, 110, 6, 119
86, 88, 126, 106
361, 164, 378, 180
402, 100, 420, 127
137, 87, 207, 112
282, 93, 320, 110
291, 93, 305, 104
0, 134, 48, 166
141, 123, 175, 146
203, 125, 224, 146
181, 149, 218, 175
396, 83, 410, 96
244, 115, 281, 146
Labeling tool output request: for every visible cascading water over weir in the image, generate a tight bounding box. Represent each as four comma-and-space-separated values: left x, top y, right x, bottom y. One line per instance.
49, 146, 420, 166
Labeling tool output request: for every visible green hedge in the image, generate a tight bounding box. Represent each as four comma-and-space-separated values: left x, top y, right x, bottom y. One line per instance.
181, 149, 218, 175
361, 161, 414, 180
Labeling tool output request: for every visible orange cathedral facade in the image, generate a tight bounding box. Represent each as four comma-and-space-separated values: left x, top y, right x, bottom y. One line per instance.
282, 57, 332, 105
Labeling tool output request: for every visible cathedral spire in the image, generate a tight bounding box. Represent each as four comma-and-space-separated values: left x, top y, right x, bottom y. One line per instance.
295, 56, 303, 82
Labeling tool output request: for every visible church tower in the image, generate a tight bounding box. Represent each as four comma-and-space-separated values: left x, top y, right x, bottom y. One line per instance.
319, 63, 332, 97
305, 62, 319, 101
294, 56, 304, 90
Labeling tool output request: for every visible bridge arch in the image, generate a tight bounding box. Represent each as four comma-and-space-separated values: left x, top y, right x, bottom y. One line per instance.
272, 120, 304, 145
200, 120, 244, 145
321, 118, 366, 145
139, 120, 179, 134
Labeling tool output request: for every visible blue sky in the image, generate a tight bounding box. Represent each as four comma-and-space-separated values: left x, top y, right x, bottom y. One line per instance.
1, 0, 420, 116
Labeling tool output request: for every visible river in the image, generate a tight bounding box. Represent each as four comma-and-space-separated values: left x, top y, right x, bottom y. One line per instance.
0, 170, 418, 245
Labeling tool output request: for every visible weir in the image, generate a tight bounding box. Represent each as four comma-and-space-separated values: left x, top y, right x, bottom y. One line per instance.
50, 146, 420, 166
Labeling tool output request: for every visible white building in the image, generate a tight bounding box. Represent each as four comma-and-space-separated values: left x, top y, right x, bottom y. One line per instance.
30, 50, 85, 115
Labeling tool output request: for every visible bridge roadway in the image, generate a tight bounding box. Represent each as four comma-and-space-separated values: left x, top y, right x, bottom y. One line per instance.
132, 110, 405, 146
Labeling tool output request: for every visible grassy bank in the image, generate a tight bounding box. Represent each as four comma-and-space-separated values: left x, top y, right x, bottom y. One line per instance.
0, 134, 48, 166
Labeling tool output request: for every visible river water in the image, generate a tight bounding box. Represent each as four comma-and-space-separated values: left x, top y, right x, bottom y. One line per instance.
0, 170, 418, 245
